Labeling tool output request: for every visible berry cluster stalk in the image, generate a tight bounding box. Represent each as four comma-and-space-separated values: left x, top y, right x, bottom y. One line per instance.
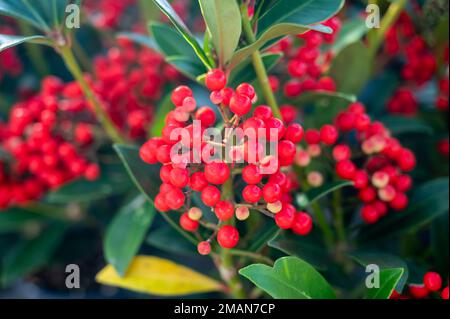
241, 5, 282, 119
59, 46, 127, 144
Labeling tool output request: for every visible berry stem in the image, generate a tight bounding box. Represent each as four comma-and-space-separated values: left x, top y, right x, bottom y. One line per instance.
241, 5, 282, 119
59, 45, 127, 144
368, 0, 408, 59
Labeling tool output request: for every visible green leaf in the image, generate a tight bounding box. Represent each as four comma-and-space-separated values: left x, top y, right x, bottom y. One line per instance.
380, 116, 433, 136
258, 0, 345, 35
229, 53, 282, 87
45, 163, 131, 203
166, 56, 208, 80
113, 145, 161, 202
0, 208, 48, 234
365, 268, 404, 299
146, 225, 196, 256
0, 34, 50, 53
151, 0, 210, 67
149, 22, 198, 59
330, 18, 368, 54
268, 230, 330, 271
298, 181, 354, 208
359, 178, 449, 242
248, 223, 280, 252
0, 0, 80, 31
239, 256, 336, 299
431, 214, 449, 275
117, 32, 157, 50
1, 223, 66, 286
151, 94, 174, 137
104, 196, 156, 276
199, 0, 241, 65
351, 252, 409, 292
229, 23, 331, 70
296, 91, 357, 106
329, 41, 371, 95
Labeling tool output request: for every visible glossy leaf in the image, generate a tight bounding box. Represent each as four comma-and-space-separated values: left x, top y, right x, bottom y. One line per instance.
151, 94, 174, 137
146, 225, 197, 256
199, 0, 241, 65
330, 18, 368, 54
166, 56, 208, 80
351, 252, 409, 291
268, 230, 330, 270
431, 214, 449, 275
365, 268, 404, 299
1, 224, 66, 286
359, 178, 449, 242
296, 91, 357, 106
117, 32, 157, 51
0, 208, 48, 234
239, 257, 336, 299
258, 0, 345, 35
229, 53, 282, 87
151, 0, 210, 67
297, 181, 354, 208
380, 116, 433, 136
96, 256, 224, 296
104, 196, 156, 276
149, 22, 198, 59
229, 23, 331, 70
0, 34, 50, 53
329, 41, 371, 95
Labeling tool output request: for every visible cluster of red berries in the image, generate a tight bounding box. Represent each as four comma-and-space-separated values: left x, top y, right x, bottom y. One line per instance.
92, 39, 178, 139
436, 70, 449, 112
84, 0, 137, 30
391, 272, 449, 300
386, 13, 437, 86
298, 102, 416, 224
0, 20, 23, 81
270, 17, 341, 98
0, 76, 101, 209
140, 69, 313, 253
387, 88, 418, 116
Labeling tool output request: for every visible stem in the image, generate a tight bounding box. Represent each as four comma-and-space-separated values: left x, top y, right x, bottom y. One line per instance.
311, 202, 335, 251
333, 189, 347, 244
217, 178, 246, 299
241, 5, 281, 119
72, 36, 92, 72
368, 0, 408, 58
18, 21, 50, 77
59, 46, 127, 144
228, 249, 274, 265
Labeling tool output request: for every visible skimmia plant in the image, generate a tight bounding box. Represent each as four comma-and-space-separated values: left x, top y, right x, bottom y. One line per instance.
0, 0, 448, 300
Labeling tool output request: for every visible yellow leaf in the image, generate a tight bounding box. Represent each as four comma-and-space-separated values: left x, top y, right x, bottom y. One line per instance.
95, 256, 224, 296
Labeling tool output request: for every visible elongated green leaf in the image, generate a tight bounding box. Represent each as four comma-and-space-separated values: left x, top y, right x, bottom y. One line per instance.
330, 18, 368, 54
380, 116, 433, 136
229, 23, 331, 69
105, 196, 156, 276
297, 181, 354, 208
146, 225, 196, 255
45, 163, 131, 203
330, 41, 371, 95
366, 268, 404, 299
352, 252, 409, 291
359, 178, 449, 242
1, 223, 66, 286
239, 257, 336, 299
166, 56, 208, 80
258, 0, 345, 35
268, 230, 330, 271
149, 22, 197, 59
0, 0, 80, 31
151, 94, 174, 137
151, 0, 210, 67
296, 91, 357, 106
0, 34, 51, 52
0, 208, 48, 234
431, 214, 449, 275
248, 223, 280, 252
229, 53, 282, 87
117, 32, 157, 51
199, 0, 241, 65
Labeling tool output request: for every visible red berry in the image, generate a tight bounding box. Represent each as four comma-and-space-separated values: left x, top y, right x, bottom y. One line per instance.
333, 145, 351, 162
353, 170, 369, 189
242, 185, 262, 204
242, 164, 262, 185
292, 212, 313, 235
236, 83, 256, 100
397, 149, 416, 172
278, 140, 296, 162
205, 69, 227, 91
170, 168, 189, 188
84, 163, 100, 181
285, 123, 304, 143
165, 188, 186, 210
155, 193, 170, 212
262, 183, 282, 203
189, 172, 208, 191
280, 105, 298, 123
172, 86, 193, 107
253, 105, 273, 120
159, 165, 172, 183
230, 94, 252, 116
201, 185, 221, 207
197, 241, 211, 255
305, 129, 321, 145
409, 285, 430, 299
390, 192, 408, 211
214, 200, 234, 221
442, 286, 449, 300
361, 205, 380, 224
217, 225, 239, 249
266, 117, 286, 141
423, 272, 443, 292
336, 160, 357, 180
275, 204, 296, 229
204, 161, 230, 185
320, 125, 339, 145
180, 213, 199, 232
359, 187, 377, 203
195, 107, 216, 127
